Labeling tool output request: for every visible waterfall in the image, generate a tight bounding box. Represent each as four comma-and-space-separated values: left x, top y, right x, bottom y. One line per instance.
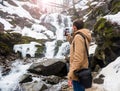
55, 42, 70, 58
45, 40, 56, 58
40, 13, 72, 58
0, 13, 72, 91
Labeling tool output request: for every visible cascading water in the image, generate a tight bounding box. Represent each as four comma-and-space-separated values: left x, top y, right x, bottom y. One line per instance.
0, 60, 31, 91
40, 13, 72, 58
55, 42, 70, 58
45, 40, 56, 58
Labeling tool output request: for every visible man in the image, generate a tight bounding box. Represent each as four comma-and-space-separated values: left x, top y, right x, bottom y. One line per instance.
67, 19, 92, 91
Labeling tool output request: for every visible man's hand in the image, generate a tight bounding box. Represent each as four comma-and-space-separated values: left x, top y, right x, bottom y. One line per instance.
68, 80, 72, 87
66, 34, 72, 44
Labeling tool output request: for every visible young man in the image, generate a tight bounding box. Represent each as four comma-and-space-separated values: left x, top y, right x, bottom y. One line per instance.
67, 19, 92, 91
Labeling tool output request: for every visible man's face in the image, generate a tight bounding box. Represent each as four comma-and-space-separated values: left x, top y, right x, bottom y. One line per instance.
72, 25, 77, 33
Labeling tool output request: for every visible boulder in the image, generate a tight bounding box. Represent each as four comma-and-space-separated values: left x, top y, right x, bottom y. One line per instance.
28, 59, 68, 77
21, 81, 48, 91
42, 75, 61, 85
19, 74, 33, 83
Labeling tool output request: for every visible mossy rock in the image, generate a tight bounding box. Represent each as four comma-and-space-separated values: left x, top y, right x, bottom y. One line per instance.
35, 45, 45, 57
20, 36, 36, 44
0, 32, 22, 56
0, 42, 11, 55
87, 3, 109, 20
93, 17, 120, 65
15, 35, 45, 58
85, 3, 109, 30
0, 32, 22, 48
94, 18, 120, 41
108, 0, 120, 14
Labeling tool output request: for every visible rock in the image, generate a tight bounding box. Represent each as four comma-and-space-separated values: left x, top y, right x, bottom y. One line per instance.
42, 75, 61, 85
2, 67, 11, 76
40, 22, 56, 35
85, 2, 109, 30
21, 81, 48, 91
93, 74, 105, 84
28, 59, 68, 77
108, 0, 120, 14
0, 22, 4, 31
19, 74, 33, 83
93, 18, 120, 67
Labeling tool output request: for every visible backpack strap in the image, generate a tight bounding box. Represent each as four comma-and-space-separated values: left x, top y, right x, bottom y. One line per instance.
73, 32, 90, 68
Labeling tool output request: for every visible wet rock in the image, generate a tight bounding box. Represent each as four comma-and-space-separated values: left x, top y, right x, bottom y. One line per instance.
2, 67, 11, 76
93, 74, 105, 84
21, 81, 48, 91
42, 75, 61, 85
19, 74, 33, 83
40, 22, 56, 35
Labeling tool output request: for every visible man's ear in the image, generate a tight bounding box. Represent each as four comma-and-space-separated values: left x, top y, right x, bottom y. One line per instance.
73, 25, 77, 31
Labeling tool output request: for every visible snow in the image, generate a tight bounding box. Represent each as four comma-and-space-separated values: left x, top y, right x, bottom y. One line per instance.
0, 1, 33, 20
75, 0, 94, 10
104, 12, 120, 25
0, 17, 13, 30
89, 43, 97, 55
13, 42, 41, 58
95, 57, 120, 91
31, 24, 47, 33
22, 27, 48, 39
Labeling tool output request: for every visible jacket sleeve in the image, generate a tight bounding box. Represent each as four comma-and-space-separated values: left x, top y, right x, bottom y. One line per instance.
66, 34, 73, 44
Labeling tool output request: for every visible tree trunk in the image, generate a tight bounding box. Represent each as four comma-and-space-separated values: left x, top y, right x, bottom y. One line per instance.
72, 0, 79, 19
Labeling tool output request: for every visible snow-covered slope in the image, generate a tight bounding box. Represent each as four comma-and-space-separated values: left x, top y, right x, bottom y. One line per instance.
0, 0, 72, 58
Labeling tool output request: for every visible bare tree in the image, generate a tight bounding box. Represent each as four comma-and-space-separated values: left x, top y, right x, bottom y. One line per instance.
72, 0, 79, 19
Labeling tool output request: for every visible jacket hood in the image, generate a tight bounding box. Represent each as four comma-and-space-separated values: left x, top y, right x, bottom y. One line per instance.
74, 28, 92, 43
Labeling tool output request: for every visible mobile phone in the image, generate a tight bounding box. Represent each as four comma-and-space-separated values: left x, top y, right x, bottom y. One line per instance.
64, 28, 69, 36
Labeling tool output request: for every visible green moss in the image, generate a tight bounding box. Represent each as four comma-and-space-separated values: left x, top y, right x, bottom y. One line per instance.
110, 1, 120, 14
20, 36, 44, 44
93, 16, 120, 64
35, 45, 45, 57
94, 8, 104, 17
0, 42, 11, 55
20, 36, 34, 44
36, 45, 44, 53
94, 18, 106, 32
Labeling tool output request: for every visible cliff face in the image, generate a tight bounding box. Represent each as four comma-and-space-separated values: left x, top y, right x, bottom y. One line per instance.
92, 0, 120, 68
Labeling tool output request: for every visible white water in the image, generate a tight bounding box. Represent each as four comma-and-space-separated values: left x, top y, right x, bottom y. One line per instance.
45, 40, 56, 58
0, 60, 32, 91
55, 42, 70, 58
42, 13, 72, 59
